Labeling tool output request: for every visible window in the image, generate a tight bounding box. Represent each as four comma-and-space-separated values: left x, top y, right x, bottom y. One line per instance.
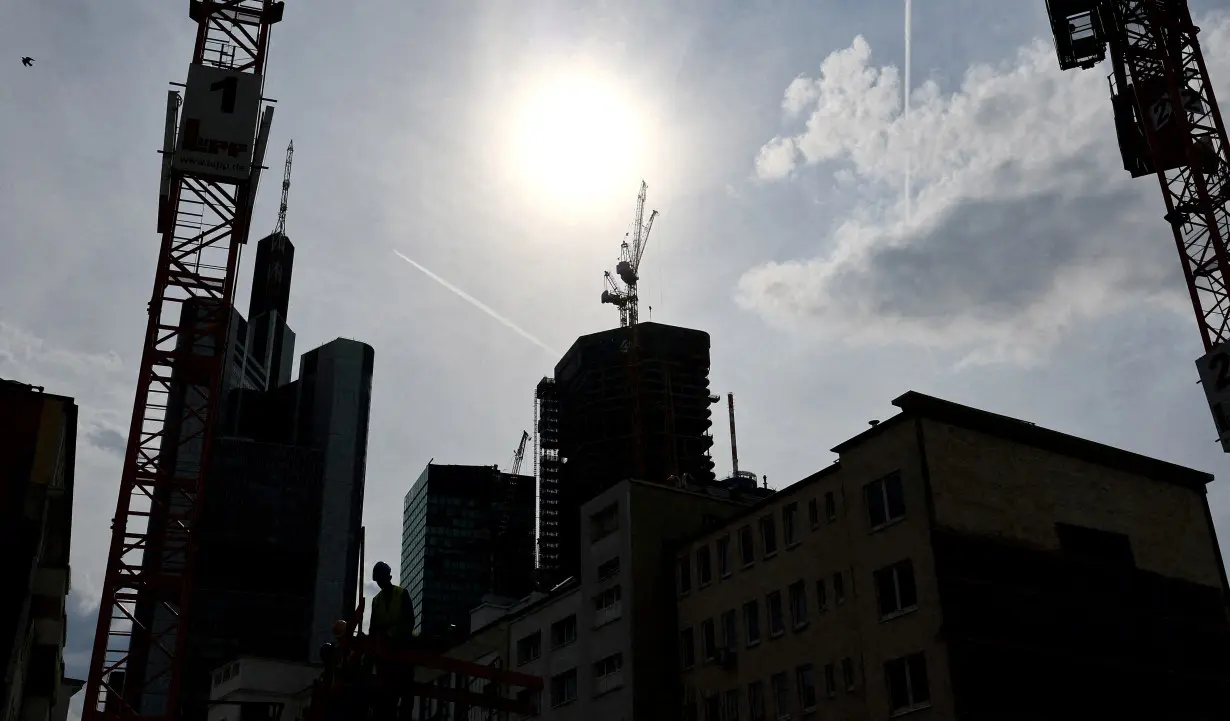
783, 502, 799, 546
808, 498, 819, 527
815, 578, 828, 611
595, 584, 621, 611
825, 491, 837, 522
697, 545, 713, 585
593, 652, 622, 677
796, 664, 817, 711
515, 688, 541, 716
597, 556, 620, 581
842, 657, 856, 691
767, 591, 785, 636
684, 689, 698, 721
721, 609, 738, 649
738, 525, 755, 565
743, 600, 761, 645
875, 559, 918, 618
759, 516, 778, 555
824, 663, 836, 698
748, 681, 766, 721
549, 615, 576, 648
885, 653, 931, 713
703, 694, 721, 721
591, 503, 619, 541
865, 471, 905, 528
770, 672, 791, 719
550, 668, 577, 707
724, 689, 741, 721
788, 580, 808, 628
678, 556, 692, 594
680, 627, 695, 668
702, 618, 717, 660
717, 535, 732, 578
515, 631, 541, 665
834, 571, 845, 604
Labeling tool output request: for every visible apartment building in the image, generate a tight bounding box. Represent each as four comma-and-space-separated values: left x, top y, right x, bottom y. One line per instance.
419, 478, 761, 719
1, 379, 81, 721
677, 391, 1230, 721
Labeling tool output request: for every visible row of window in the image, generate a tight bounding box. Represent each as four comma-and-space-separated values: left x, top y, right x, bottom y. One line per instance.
515, 614, 579, 665
681, 560, 918, 664
517, 650, 625, 715
688, 651, 930, 720
679, 472, 906, 594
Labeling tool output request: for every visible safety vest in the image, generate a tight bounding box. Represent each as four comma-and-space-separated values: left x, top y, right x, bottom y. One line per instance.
372, 585, 411, 642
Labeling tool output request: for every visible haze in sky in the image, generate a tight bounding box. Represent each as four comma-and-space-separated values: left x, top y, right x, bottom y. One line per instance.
4, 2, 1230, 718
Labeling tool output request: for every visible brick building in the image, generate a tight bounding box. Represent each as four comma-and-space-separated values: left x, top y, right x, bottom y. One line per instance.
676, 391, 1230, 720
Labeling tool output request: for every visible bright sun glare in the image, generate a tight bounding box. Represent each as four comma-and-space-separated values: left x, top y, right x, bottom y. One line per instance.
509, 70, 643, 208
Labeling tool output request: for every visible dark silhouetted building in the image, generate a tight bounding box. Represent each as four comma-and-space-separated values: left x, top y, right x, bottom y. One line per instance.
0, 379, 81, 721
540, 322, 717, 582
124, 233, 376, 721
401, 464, 537, 640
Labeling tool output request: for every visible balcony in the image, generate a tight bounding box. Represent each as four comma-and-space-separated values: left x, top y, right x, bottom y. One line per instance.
594, 670, 624, 696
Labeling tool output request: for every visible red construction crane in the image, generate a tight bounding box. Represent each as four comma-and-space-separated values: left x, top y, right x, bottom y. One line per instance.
1045, 0, 1230, 450
82, 2, 283, 718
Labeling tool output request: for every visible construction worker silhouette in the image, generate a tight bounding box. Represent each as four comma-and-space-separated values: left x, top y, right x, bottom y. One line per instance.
369, 561, 415, 720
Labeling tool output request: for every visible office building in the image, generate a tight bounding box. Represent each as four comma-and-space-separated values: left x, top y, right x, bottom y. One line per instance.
297, 338, 375, 655
0, 379, 82, 721
418, 477, 764, 720
676, 391, 1230, 720
540, 322, 718, 583
534, 377, 562, 577
401, 464, 537, 640
124, 233, 376, 720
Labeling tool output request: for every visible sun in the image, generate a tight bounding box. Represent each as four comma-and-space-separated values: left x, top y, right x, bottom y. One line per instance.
507, 69, 644, 208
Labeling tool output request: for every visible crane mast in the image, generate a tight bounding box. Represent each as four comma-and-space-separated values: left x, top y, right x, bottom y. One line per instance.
82, 1, 283, 718
1045, 0, 1230, 450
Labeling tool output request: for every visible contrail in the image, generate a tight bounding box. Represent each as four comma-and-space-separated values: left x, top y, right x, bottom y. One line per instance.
393, 250, 559, 357
904, 0, 913, 222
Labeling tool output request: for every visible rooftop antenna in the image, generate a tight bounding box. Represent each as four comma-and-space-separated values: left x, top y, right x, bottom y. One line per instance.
727, 393, 739, 477
274, 140, 293, 236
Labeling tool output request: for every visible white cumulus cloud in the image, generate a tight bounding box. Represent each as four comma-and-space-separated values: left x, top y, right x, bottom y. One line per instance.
739, 17, 1230, 364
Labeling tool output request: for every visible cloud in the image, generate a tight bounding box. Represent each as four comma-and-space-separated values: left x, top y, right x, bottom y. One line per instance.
738, 19, 1230, 363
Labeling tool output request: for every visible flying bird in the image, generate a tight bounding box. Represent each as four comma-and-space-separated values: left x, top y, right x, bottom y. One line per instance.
21, 57, 34, 67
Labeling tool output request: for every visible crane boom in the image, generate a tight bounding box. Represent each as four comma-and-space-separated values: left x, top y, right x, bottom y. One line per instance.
1046, 0, 1230, 450
511, 429, 530, 476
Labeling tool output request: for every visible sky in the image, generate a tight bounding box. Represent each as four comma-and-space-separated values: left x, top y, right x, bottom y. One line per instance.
5, 0, 1230, 717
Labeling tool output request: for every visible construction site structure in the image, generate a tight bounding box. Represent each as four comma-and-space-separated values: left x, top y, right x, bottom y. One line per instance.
533, 377, 562, 577
82, 2, 284, 719
1044, 0, 1230, 450
600, 180, 659, 328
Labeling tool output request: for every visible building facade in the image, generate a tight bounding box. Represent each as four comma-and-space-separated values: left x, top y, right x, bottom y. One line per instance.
418, 478, 762, 720
123, 233, 376, 720
296, 338, 376, 655
0, 379, 81, 721
545, 322, 718, 584
401, 464, 537, 639
676, 391, 1230, 721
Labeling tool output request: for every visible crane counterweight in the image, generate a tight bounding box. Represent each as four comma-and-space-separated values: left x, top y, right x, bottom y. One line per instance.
1045, 0, 1230, 450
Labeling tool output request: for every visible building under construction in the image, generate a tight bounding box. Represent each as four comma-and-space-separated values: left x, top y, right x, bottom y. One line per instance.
536, 322, 716, 582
